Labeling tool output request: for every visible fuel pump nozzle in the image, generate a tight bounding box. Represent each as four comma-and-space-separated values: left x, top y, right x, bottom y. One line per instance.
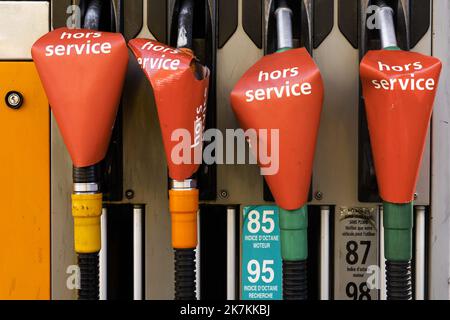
170, 0, 201, 301
376, 3, 413, 301
274, 0, 309, 301
129, 0, 210, 300
32, 26, 128, 300
231, 0, 324, 301
32, 0, 128, 301
360, 2, 442, 300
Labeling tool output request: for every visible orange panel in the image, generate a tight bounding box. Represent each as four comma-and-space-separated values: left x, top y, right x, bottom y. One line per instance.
0, 62, 50, 299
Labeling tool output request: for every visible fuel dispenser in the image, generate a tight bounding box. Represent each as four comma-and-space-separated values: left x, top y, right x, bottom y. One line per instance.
129, 0, 210, 300
32, 23, 128, 299
231, 0, 324, 300
1, 0, 450, 302
360, 4, 441, 299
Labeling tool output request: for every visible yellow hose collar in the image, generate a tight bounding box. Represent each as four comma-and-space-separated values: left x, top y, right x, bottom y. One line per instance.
72, 193, 103, 254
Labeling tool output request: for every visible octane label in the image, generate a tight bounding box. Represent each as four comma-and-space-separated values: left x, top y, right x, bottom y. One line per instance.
242, 206, 282, 300
335, 207, 378, 300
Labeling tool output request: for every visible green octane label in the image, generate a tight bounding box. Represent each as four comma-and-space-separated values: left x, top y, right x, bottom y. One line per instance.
242, 206, 282, 300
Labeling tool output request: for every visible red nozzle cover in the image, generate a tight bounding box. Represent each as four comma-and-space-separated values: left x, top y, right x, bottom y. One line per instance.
360, 50, 442, 203
230, 48, 324, 210
32, 28, 128, 167
129, 39, 210, 181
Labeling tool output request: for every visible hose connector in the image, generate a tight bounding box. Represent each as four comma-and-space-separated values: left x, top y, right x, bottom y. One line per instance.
383, 202, 413, 261
279, 206, 308, 261
169, 188, 199, 249
72, 193, 103, 253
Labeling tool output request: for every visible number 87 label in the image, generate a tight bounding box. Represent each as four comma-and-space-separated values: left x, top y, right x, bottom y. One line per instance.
242, 206, 282, 300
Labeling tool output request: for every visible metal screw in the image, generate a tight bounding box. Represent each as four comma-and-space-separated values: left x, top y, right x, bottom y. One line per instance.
125, 189, 135, 200
414, 193, 418, 200
314, 191, 323, 201
219, 190, 229, 199
5, 91, 24, 109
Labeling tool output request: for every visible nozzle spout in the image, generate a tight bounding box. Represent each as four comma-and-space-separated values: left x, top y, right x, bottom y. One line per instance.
275, 2, 293, 50
377, 6, 398, 49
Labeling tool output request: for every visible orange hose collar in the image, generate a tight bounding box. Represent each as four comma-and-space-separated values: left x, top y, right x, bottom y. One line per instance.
169, 188, 199, 249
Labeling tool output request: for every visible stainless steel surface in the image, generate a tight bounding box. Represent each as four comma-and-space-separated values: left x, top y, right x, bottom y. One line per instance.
51, 114, 77, 300
215, 0, 264, 205
275, 7, 293, 50
0, 1, 49, 60
378, 7, 398, 49
73, 183, 99, 194
430, 0, 450, 299
171, 179, 197, 190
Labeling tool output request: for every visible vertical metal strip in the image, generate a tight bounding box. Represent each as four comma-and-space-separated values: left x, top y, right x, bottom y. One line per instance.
227, 207, 237, 300
133, 205, 144, 300
415, 206, 426, 300
100, 207, 108, 300
379, 205, 387, 300
196, 210, 201, 300
320, 206, 330, 300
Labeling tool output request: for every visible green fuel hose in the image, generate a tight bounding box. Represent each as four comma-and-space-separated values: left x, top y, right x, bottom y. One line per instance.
383, 202, 413, 300
279, 206, 308, 300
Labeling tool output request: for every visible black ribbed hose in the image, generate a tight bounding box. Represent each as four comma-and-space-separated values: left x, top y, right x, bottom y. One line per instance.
386, 260, 412, 300
174, 249, 197, 300
283, 260, 308, 300
73, 165, 99, 183
78, 253, 100, 300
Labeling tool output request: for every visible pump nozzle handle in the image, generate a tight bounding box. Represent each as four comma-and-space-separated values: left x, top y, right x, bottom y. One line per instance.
275, 1, 293, 50
177, 0, 195, 49
376, 5, 398, 49
83, 0, 103, 30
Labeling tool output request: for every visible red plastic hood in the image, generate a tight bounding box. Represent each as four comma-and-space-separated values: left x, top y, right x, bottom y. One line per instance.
360, 50, 442, 203
32, 27, 128, 167
129, 39, 210, 181
230, 48, 324, 210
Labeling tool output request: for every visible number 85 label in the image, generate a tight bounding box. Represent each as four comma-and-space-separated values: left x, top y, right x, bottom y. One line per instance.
247, 210, 275, 234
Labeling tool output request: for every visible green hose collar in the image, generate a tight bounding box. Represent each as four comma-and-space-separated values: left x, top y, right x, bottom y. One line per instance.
279, 206, 308, 261
383, 202, 413, 262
